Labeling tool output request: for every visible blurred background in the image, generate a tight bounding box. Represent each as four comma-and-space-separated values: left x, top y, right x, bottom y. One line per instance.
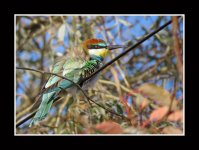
16, 15, 183, 134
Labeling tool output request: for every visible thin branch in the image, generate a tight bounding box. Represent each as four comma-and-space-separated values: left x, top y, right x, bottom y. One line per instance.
16, 110, 37, 128
80, 16, 182, 85
99, 79, 136, 96
16, 97, 61, 128
172, 16, 183, 81
16, 67, 128, 127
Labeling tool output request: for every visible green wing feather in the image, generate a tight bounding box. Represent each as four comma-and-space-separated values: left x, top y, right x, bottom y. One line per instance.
29, 58, 85, 127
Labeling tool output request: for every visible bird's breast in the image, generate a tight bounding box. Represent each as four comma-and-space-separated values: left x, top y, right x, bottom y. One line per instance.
81, 72, 101, 90
66, 61, 103, 95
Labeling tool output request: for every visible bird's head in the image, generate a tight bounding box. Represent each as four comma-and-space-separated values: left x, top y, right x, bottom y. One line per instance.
82, 39, 126, 59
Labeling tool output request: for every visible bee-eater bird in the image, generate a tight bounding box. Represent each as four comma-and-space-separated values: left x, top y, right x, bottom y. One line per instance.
29, 39, 126, 127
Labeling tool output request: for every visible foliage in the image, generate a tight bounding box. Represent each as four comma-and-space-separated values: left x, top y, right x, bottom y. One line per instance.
16, 15, 183, 134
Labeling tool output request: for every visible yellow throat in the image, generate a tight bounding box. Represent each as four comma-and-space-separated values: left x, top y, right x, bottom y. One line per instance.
88, 48, 109, 58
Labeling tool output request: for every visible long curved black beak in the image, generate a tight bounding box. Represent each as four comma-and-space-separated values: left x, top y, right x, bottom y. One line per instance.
107, 45, 127, 50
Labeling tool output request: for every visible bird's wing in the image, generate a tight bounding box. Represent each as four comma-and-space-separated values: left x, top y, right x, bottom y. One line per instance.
44, 58, 85, 90
44, 58, 66, 88
30, 58, 88, 126
30, 58, 66, 110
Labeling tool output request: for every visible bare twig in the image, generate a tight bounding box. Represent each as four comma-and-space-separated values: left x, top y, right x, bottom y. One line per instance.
16, 97, 61, 128
16, 110, 37, 128
172, 16, 183, 81
99, 79, 135, 95
16, 67, 128, 127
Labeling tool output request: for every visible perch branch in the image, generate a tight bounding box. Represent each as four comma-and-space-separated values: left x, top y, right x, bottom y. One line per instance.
80, 16, 182, 85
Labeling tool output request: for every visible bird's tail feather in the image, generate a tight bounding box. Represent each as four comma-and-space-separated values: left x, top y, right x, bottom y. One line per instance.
29, 92, 57, 127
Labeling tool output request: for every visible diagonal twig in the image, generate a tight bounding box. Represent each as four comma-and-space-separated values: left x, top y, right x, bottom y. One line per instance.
80, 16, 182, 85
16, 67, 128, 127
16, 97, 61, 128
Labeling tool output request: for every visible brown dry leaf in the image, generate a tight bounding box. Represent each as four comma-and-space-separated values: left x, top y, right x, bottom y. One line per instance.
168, 110, 183, 122
95, 121, 123, 134
138, 83, 178, 110
77, 114, 90, 127
141, 100, 149, 109
162, 126, 183, 134
135, 95, 150, 109
149, 106, 169, 122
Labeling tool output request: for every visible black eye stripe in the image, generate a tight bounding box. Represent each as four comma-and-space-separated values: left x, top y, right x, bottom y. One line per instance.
88, 45, 107, 49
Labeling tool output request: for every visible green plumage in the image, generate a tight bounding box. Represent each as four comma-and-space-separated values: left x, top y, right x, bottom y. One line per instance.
29, 57, 101, 127
28, 38, 125, 127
